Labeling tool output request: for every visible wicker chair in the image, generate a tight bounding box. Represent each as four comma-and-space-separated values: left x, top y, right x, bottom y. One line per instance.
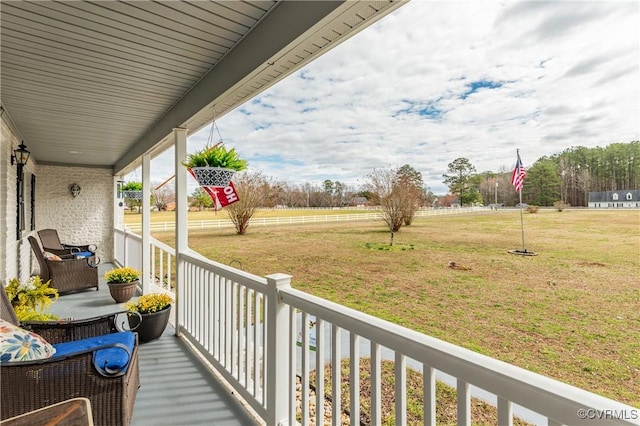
38, 228, 97, 259
28, 236, 99, 294
0, 286, 140, 426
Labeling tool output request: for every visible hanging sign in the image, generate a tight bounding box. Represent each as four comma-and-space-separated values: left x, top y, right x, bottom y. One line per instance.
202, 182, 239, 211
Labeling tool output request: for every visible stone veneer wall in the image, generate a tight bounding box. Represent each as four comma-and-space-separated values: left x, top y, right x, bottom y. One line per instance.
36, 165, 114, 264
1, 115, 36, 282
2, 114, 116, 283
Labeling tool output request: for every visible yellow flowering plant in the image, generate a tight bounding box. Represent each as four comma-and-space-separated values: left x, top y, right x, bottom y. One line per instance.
125, 293, 173, 314
104, 267, 140, 284
5, 276, 59, 321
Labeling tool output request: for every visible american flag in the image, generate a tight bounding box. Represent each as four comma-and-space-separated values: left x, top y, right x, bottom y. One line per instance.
511, 151, 527, 192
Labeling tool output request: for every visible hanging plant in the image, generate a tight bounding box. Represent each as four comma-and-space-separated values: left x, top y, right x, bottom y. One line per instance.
182, 143, 248, 171
182, 111, 248, 187
121, 181, 143, 199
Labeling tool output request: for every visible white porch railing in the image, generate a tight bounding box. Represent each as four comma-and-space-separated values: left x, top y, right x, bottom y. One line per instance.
114, 229, 175, 295
113, 229, 639, 426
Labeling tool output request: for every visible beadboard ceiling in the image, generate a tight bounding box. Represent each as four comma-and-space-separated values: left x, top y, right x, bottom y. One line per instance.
1, 0, 407, 175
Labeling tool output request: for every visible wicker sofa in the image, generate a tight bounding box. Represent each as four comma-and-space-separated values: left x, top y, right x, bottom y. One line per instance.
28, 236, 99, 294
0, 286, 140, 426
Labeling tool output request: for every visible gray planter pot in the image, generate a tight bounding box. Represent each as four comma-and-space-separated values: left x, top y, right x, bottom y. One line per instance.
128, 306, 171, 343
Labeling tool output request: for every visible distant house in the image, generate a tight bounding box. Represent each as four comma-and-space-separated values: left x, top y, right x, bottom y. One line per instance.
588, 190, 640, 209
348, 196, 370, 207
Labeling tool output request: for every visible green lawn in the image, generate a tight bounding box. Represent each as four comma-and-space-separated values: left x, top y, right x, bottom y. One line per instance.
143, 208, 640, 407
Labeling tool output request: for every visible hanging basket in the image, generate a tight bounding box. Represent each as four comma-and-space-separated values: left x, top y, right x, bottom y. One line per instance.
190, 167, 236, 187
122, 190, 143, 200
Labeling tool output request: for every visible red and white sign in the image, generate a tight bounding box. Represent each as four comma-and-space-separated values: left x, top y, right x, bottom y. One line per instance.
202, 181, 239, 211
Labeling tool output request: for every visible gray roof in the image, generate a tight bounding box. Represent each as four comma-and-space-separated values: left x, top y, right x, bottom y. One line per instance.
588, 190, 640, 202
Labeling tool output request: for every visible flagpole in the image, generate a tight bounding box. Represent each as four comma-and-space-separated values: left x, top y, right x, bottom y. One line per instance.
510, 148, 534, 256
518, 186, 526, 252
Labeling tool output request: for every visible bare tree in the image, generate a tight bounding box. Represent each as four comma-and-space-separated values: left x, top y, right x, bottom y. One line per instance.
152, 182, 175, 211
396, 164, 423, 225
364, 167, 406, 245
226, 171, 268, 235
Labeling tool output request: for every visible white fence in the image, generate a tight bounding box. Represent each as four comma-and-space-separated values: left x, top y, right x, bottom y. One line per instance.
113, 228, 639, 426
125, 207, 490, 232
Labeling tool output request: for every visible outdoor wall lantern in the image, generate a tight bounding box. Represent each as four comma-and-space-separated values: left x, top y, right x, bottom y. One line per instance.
69, 183, 81, 197
12, 141, 30, 240
11, 141, 30, 166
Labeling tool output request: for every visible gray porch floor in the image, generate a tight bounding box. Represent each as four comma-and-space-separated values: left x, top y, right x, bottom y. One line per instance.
47, 264, 259, 426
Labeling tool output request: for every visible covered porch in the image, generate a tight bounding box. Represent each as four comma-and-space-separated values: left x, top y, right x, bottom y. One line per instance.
1, 1, 638, 425
46, 263, 258, 426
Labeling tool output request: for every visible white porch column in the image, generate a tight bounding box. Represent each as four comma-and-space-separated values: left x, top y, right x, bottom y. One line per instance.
266, 273, 292, 426
174, 127, 188, 337
141, 152, 151, 294
113, 176, 124, 231
113, 176, 123, 267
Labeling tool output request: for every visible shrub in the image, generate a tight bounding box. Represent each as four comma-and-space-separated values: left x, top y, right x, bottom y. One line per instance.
527, 205, 539, 213
554, 200, 569, 212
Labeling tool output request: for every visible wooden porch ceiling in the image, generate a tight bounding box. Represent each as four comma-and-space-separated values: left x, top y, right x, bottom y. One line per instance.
0, 0, 407, 175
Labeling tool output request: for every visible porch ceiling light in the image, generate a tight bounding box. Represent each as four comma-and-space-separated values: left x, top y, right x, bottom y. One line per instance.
11, 141, 30, 166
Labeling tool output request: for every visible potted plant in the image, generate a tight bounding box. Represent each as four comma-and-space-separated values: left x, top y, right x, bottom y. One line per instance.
125, 293, 173, 342
121, 181, 143, 199
104, 267, 140, 303
4, 276, 59, 321
182, 143, 248, 187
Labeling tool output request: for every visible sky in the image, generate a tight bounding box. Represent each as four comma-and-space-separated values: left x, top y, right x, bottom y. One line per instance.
138, 0, 640, 195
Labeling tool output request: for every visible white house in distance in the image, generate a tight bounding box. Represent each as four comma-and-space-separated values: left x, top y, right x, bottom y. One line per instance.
588, 190, 640, 209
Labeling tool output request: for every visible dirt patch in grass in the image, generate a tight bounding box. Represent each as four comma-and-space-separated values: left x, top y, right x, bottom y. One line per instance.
150, 209, 640, 407
578, 261, 607, 267
364, 242, 415, 251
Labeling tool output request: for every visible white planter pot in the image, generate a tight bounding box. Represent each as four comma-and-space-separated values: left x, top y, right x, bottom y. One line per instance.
190, 167, 235, 187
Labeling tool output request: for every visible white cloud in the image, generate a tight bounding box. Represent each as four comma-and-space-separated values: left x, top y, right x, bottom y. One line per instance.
143, 1, 639, 194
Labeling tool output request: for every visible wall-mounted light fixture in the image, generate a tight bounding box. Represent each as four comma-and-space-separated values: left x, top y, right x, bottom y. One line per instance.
11, 141, 30, 166
69, 183, 81, 198
13, 141, 30, 240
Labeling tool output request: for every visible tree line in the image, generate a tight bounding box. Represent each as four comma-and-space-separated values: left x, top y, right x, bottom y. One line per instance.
472, 141, 639, 207
126, 140, 637, 235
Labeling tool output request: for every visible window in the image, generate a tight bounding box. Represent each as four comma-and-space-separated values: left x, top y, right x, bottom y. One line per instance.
30, 174, 36, 231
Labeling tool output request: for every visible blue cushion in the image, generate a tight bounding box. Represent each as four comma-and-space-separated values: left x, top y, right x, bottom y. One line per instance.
74, 251, 93, 258
53, 331, 135, 376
